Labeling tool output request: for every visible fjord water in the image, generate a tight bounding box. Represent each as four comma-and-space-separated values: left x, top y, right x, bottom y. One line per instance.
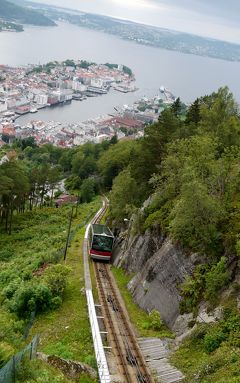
1, 22, 240, 123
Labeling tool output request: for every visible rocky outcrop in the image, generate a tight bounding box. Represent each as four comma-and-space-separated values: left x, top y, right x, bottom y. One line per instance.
37, 352, 97, 380
113, 224, 200, 331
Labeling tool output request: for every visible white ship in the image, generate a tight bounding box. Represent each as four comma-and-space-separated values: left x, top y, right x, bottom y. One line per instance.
30, 108, 38, 113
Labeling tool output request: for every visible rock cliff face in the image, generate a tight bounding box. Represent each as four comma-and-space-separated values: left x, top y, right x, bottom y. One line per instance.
113, 224, 196, 330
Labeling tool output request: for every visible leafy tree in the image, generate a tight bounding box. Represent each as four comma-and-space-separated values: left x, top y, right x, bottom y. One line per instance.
59, 149, 75, 172
169, 180, 223, 253
98, 140, 135, 188
185, 98, 201, 124
199, 87, 240, 150
109, 169, 139, 222
0, 160, 30, 232
65, 175, 81, 191
171, 97, 182, 116
81, 178, 96, 203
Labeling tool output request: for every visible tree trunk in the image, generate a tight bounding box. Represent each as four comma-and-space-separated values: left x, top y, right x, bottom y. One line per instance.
9, 206, 13, 235
5, 207, 9, 232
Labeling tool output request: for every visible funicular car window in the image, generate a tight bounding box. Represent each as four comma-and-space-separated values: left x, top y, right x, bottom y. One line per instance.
92, 235, 113, 252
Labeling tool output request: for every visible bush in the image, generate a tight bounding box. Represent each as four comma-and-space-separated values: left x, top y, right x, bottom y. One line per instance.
149, 310, 163, 330
43, 264, 71, 297
179, 265, 208, 313
0, 342, 15, 367
204, 327, 227, 353
9, 282, 53, 318
2, 278, 22, 299
15, 359, 67, 383
0, 311, 24, 345
190, 323, 208, 343
50, 296, 62, 309
193, 350, 228, 381
143, 310, 163, 331
204, 257, 230, 302
0, 246, 15, 261
83, 354, 97, 370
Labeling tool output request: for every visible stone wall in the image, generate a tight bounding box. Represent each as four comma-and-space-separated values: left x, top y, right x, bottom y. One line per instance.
113, 224, 195, 329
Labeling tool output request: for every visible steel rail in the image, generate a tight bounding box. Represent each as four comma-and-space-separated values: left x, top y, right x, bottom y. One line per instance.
107, 266, 154, 383
95, 263, 154, 383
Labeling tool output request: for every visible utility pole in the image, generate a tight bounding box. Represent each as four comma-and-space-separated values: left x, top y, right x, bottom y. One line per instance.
64, 205, 74, 261
75, 192, 80, 217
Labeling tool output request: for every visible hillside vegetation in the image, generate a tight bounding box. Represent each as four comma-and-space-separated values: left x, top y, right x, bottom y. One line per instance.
1, 86, 240, 381
0, 0, 56, 26
105, 87, 240, 382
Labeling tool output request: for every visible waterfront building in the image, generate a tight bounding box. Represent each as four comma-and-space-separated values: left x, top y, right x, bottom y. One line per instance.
0, 102, 7, 113
35, 93, 48, 105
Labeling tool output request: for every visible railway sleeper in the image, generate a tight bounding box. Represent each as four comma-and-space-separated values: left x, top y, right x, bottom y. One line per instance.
107, 294, 119, 311
137, 372, 149, 383
99, 267, 108, 279
126, 348, 138, 366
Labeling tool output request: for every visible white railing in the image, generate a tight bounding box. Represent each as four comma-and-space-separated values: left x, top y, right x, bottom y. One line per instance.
86, 290, 110, 383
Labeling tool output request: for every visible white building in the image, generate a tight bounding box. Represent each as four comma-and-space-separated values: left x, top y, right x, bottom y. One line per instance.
72, 80, 87, 92
6, 98, 16, 109
0, 102, 7, 113
35, 93, 48, 105
52, 89, 73, 102
15, 97, 29, 107
90, 78, 104, 88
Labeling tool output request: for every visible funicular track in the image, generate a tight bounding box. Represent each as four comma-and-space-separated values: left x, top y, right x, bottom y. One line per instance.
92, 201, 154, 383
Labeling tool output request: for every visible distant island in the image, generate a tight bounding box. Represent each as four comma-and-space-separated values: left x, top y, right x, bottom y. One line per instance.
0, 0, 56, 29
26, 2, 240, 62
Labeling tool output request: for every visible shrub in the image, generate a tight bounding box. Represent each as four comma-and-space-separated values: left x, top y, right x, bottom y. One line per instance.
0, 341, 15, 368
190, 323, 208, 344
0, 311, 24, 344
83, 354, 97, 370
204, 257, 230, 302
143, 310, 163, 331
179, 265, 208, 313
2, 278, 22, 299
15, 359, 67, 383
43, 264, 71, 297
9, 282, 52, 318
193, 350, 228, 381
204, 327, 227, 353
50, 296, 62, 309
0, 246, 15, 261
148, 310, 163, 330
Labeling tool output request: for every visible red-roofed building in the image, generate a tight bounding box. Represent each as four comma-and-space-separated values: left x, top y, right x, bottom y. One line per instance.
2, 126, 16, 136
55, 194, 78, 207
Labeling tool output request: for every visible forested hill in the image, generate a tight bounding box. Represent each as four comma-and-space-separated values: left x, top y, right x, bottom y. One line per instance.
1, 87, 240, 258
0, 0, 56, 26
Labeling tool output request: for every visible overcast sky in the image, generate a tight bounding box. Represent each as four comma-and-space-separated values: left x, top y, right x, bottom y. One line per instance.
33, 0, 240, 43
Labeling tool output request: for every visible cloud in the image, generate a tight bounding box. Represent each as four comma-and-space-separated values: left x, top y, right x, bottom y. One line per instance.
111, 0, 159, 9
33, 0, 240, 43
151, 0, 240, 25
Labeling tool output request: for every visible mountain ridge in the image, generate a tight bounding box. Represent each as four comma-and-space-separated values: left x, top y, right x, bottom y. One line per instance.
0, 0, 56, 27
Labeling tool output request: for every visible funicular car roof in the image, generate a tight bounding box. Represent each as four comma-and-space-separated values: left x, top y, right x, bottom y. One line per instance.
92, 224, 113, 237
